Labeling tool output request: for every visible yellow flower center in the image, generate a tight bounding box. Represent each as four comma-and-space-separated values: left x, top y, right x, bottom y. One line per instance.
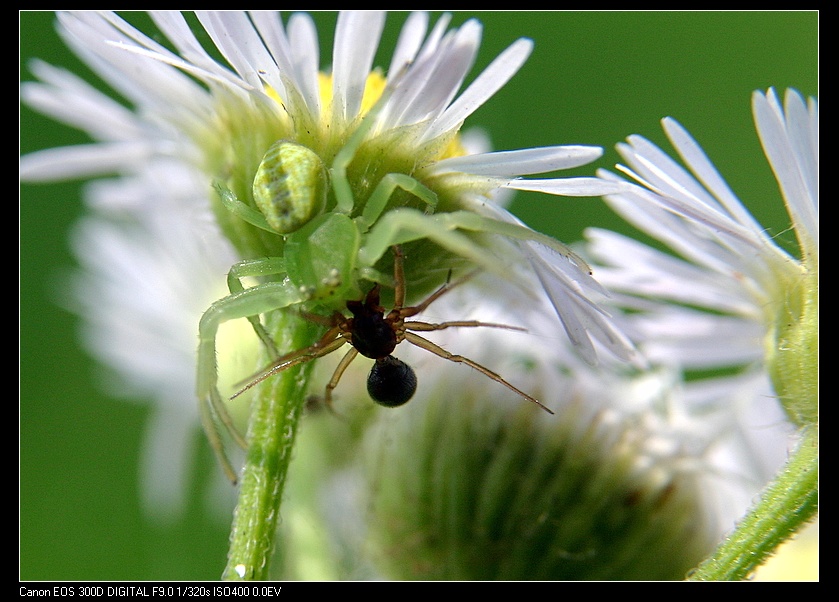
317, 70, 388, 117
210, 68, 474, 265
321, 70, 467, 159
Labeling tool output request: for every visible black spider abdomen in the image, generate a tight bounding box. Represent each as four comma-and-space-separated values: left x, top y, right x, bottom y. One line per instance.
367, 356, 417, 407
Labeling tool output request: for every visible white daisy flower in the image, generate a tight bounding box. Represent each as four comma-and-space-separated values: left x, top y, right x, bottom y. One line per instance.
21, 11, 633, 516
591, 88, 816, 426
586, 88, 818, 572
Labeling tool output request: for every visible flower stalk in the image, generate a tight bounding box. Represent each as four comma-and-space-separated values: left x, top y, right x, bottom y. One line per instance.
687, 425, 818, 581
223, 313, 319, 581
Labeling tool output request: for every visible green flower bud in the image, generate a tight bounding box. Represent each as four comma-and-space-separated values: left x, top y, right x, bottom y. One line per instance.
765, 251, 818, 428
361, 393, 716, 580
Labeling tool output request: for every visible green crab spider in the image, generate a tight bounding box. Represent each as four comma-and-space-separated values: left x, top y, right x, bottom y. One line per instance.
198, 91, 445, 482
197, 86, 587, 483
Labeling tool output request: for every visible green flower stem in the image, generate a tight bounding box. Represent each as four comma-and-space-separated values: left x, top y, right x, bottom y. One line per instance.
222, 313, 317, 581
687, 425, 818, 581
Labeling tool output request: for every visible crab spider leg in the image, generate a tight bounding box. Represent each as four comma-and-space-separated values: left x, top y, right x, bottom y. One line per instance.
330, 80, 402, 215
360, 207, 594, 289
389, 247, 515, 329
359, 207, 514, 282
355, 173, 439, 233
197, 279, 304, 482
435, 210, 592, 275
214, 181, 275, 233
197, 391, 239, 484
403, 331, 553, 415
226, 257, 288, 358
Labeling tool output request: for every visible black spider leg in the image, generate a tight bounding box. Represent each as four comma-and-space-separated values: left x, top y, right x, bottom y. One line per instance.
391, 248, 554, 414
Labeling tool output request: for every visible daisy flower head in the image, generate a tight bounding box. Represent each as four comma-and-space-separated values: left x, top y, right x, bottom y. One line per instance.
21, 11, 633, 515
21, 11, 633, 356
591, 87, 817, 428
586, 88, 818, 571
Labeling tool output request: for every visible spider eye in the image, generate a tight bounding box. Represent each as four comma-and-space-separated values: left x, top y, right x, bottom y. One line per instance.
367, 356, 417, 407
252, 141, 328, 234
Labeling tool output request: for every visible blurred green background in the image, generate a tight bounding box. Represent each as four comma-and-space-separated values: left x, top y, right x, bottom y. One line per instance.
20, 11, 818, 581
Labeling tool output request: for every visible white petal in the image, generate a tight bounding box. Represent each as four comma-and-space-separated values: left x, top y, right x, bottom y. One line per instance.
139, 407, 196, 519
196, 11, 280, 91
424, 37, 532, 141
331, 11, 386, 124
753, 88, 819, 248
530, 255, 638, 365
417, 20, 483, 120
586, 228, 758, 316
662, 117, 766, 236
391, 19, 483, 129
59, 12, 215, 106
611, 144, 763, 249
596, 172, 779, 276
433, 145, 603, 176
503, 176, 627, 196
22, 62, 142, 142
287, 13, 322, 116
414, 13, 453, 62
151, 11, 251, 92
387, 11, 428, 78
456, 194, 638, 364
635, 309, 764, 368
246, 11, 297, 105
20, 143, 155, 181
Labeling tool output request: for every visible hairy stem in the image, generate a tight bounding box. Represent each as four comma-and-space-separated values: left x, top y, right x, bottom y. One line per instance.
687, 426, 818, 581
223, 313, 317, 580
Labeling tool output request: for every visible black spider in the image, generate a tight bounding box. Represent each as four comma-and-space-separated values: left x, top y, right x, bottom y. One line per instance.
233, 245, 552, 413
